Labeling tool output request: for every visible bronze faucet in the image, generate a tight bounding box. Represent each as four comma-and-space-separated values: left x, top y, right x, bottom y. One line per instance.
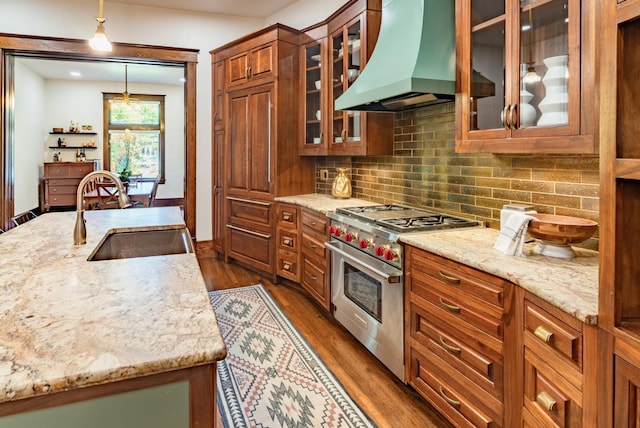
74, 170, 132, 245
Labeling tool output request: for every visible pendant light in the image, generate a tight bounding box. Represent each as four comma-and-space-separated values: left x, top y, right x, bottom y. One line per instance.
89, 0, 113, 52
522, 7, 541, 84
113, 65, 137, 105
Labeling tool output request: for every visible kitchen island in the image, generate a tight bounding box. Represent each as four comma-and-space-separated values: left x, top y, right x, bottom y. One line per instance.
0, 207, 226, 427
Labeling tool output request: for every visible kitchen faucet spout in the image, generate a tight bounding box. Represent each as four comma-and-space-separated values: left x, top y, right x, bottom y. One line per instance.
74, 170, 132, 246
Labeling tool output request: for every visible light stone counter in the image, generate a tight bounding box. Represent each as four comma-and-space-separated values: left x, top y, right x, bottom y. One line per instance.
400, 227, 599, 324
274, 193, 378, 214
0, 207, 226, 404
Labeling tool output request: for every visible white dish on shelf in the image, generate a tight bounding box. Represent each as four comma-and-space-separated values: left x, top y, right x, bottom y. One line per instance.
314, 80, 321, 90
313, 137, 321, 144
310, 54, 321, 62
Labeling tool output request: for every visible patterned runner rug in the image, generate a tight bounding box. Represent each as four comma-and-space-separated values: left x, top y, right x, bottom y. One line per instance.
209, 284, 376, 428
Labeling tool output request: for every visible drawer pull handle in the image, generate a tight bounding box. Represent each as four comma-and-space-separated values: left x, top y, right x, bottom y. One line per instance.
282, 213, 292, 221
308, 242, 317, 249
438, 386, 461, 408
438, 337, 461, 354
309, 221, 317, 226
533, 325, 554, 343
283, 263, 291, 271
536, 391, 557, 412
308, 273, 317, 281
439, 271, 461, 285
439, 298, 461, 313
283, 237, 293, 246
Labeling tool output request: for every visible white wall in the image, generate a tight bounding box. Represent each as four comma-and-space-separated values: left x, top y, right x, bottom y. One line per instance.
42, 79, 185, 199
2, 0, 355, 240
14, 62, 46, 214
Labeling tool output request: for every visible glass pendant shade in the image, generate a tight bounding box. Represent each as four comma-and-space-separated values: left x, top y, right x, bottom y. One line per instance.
89, 22, 112, 52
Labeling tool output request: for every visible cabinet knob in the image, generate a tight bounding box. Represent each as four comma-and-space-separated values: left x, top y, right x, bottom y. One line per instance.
283, 213, 292, 221
283, 262, 291, 271
502, 105, 510, 130
508, 104, 518, 129
533, 325, 554, 343
536, 391, 557, 412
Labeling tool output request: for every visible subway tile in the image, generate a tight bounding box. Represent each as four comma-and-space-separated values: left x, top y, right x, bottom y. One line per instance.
532, 169, 582, 183
532, 193, 581, 208
555, 182, 600, 197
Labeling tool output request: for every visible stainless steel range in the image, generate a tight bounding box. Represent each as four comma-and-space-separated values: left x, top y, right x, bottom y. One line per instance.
325, 204, 481, 381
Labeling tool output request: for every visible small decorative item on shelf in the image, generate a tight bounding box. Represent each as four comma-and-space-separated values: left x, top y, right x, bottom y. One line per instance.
538, 55, 569, 126
519, 63, 538, 127
52, 127, 64, 133
331, 168, 352, 199
57, 137, 63, 148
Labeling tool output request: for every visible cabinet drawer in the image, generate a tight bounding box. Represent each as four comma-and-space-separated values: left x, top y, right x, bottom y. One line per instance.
277, 229, 298, 252
69, 163, 94, 177
47, 194, 76, 206
411, 275, 504, 339
228, 197, 272, 228
227, 224, 273, 272
409, 302, 503, 400
524, 349, 582, 428
408, 346, 501, 428
45, 164, 70, 177
301, 232, 325, 260
524, 299, 583, 372
410, 249, 506, 311
301, 255, 327, 297
276, 203, 299, 230
277, 249, 299, 282
301, 208, 328, 239
48, 185, 78, 195
47, 178, 80, 187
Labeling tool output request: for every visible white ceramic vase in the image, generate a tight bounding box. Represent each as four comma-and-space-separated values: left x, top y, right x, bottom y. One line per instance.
519, 63, 537, 127
538, 55, 569, 126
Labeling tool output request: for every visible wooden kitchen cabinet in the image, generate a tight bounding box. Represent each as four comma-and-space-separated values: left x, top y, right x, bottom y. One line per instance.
455, 0, 598, 154
404, 246, 517, 427
41, 161, 95, 211
211, 24, 315, 276
212, 60, 225, 255
275, 202, 300, 282
299, 0, 393, 156
300, 208, 331, 311
599, 2, 640, 426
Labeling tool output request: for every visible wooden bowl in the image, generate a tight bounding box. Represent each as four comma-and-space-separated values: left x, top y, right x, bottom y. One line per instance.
528, 214, 598, 244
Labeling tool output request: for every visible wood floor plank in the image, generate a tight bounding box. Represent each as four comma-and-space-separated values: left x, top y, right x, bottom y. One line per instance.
197, 255, 451, 428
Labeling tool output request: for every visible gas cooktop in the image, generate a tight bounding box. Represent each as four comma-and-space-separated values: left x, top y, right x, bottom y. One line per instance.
336, 204, 481, 233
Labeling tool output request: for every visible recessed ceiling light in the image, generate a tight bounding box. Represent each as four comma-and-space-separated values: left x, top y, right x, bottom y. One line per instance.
70, 71, 82, 78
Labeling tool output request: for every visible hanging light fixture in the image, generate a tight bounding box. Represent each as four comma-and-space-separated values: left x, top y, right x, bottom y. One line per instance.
89, 0, 113, 52
112, 65, 138, 105
522, 7, 541, 84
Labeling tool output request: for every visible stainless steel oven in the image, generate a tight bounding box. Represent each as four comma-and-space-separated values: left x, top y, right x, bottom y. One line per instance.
326, 240, 404, 381
325, 204, 481, 382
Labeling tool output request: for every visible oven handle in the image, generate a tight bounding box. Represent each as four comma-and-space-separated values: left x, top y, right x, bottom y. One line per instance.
325, 241, 402, 284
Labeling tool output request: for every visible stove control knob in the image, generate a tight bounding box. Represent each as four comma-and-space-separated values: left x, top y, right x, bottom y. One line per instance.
384, 248, 399, 261
359, 238, 372, 249
344, 231, 356, 243
374, 245, 386, 257
329, 225, 335, 234
331, 226, 342, 237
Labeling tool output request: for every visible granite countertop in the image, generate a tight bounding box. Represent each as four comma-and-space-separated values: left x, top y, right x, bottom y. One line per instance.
274, 193, 378, 214
0, 207, 226, 404
400, 227, 599, 324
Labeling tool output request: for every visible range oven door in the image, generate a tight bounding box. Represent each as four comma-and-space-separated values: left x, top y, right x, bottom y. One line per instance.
325, 240, 405, 381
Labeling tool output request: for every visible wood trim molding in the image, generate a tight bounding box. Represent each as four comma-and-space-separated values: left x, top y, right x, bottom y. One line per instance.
0, 33, 198, 236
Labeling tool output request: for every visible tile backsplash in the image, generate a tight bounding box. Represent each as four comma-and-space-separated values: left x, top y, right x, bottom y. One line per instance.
315, 102, 599, 233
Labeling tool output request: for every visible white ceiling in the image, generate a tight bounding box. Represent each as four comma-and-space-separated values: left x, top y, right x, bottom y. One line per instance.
110, 0, 299, 18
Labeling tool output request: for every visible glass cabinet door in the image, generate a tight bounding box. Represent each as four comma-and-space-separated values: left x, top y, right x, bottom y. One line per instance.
303, 41, 323, 149
330, 18, 363, 148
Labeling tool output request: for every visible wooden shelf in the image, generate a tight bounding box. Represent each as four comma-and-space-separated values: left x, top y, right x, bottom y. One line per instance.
50, 132, 97, 135
615, 158, 640, 179
48, 146, 97, 149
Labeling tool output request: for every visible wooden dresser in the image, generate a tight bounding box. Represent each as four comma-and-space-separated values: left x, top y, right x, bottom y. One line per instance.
41, 162, 95, 211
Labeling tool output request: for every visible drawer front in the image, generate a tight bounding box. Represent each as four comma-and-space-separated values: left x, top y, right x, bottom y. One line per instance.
45, 164, 70, 177
228, 197, 272, 228
69, 163, 94, 177
410, 302, 503, 400
47, 194, 76, 206
276, 204, 299, 230
524, 300, 583, 371
48, 185, 78, 195
524, 349, 582, 428
277, 249, 299, 282
277, 229, 298, 252
410, 249, 506, 310
409, 346, 501, 428
48, 178, 80, 187
301, 232, 325, 260
301, 209, 328, 239
301, 255, 327, 301
227, 224, 273, 272
412, 275, 504, 339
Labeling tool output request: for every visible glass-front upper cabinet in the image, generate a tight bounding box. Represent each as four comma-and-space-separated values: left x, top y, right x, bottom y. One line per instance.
456, 0, 597, 154
329, 17, 363, 153
301, 39, 326, 155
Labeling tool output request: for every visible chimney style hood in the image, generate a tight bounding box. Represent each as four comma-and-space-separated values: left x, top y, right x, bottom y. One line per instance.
334, 0, 455, 112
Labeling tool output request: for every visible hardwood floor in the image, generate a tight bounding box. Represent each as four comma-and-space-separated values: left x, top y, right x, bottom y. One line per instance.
197, 254, 451, 428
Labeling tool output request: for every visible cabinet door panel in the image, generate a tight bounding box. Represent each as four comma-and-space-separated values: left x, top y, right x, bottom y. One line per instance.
249, 44, 274, 79
228, 53, 249, 86
615, 356, 640, 428
249, 88, 272, 194
228, 94, 249, 192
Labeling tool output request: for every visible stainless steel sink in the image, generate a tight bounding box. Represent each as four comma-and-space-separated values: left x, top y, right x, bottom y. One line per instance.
88, 228, 194, 261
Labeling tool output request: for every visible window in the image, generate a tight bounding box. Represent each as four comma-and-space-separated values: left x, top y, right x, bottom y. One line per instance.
103, 93, 165, 181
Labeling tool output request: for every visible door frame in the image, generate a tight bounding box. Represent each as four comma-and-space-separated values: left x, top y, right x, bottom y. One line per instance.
0, 33, 198, 237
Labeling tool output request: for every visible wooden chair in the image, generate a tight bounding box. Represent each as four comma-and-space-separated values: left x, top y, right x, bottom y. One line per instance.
11, 210, 37, 227
84, 181, 129, 210
149, 176, 160, 207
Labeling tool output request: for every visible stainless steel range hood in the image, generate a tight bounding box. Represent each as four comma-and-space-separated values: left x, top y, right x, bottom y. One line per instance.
334, 0, 455, 112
